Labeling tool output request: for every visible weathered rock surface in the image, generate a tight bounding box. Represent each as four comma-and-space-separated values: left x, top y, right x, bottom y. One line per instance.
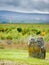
28, 36, 46, 59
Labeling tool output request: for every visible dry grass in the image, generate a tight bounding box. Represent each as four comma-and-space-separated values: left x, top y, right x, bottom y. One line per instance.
0, 40, 49, 52
45, 42, 49, 52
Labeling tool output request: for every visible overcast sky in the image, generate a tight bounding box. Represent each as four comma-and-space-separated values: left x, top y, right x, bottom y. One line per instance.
0, 0, 49, 13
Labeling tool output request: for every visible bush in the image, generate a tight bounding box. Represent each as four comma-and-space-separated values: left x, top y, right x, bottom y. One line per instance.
6, 34, 13, 40
0, 33, 6, 39
22, 27, 30, 35
17, 27, 22, 32
36, 31, 41, 35
32, 28, 38, 32
31, 28, 38, 34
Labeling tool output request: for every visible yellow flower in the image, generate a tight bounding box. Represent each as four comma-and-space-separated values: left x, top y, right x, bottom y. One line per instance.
41, 31, 46, 36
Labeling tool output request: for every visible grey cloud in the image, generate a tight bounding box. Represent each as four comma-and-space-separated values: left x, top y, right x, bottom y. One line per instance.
0, 0, 49, 13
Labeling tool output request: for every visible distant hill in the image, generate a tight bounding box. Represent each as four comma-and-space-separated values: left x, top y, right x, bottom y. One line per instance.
0, 10, 49, 23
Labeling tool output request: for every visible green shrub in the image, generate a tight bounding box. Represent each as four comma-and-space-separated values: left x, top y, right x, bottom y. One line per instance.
32, 28, 38, 32
0, 33, 6, 39
17, 27, 22, 32
0, 27, 4, 32
6, 34, 13, 40
36, 31, 41, 35
22, 28, 30, 35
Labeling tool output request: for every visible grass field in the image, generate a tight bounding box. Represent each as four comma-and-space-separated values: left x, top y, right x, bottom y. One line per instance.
0, 49, 49, 65
0, 24, 49, 65
0, 24, 49, 42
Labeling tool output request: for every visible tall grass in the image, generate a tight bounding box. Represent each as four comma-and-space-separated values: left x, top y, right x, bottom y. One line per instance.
0, 24, 49, 42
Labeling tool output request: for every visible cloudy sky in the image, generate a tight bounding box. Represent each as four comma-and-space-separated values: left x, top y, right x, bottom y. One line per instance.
0, 0, 49, 13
